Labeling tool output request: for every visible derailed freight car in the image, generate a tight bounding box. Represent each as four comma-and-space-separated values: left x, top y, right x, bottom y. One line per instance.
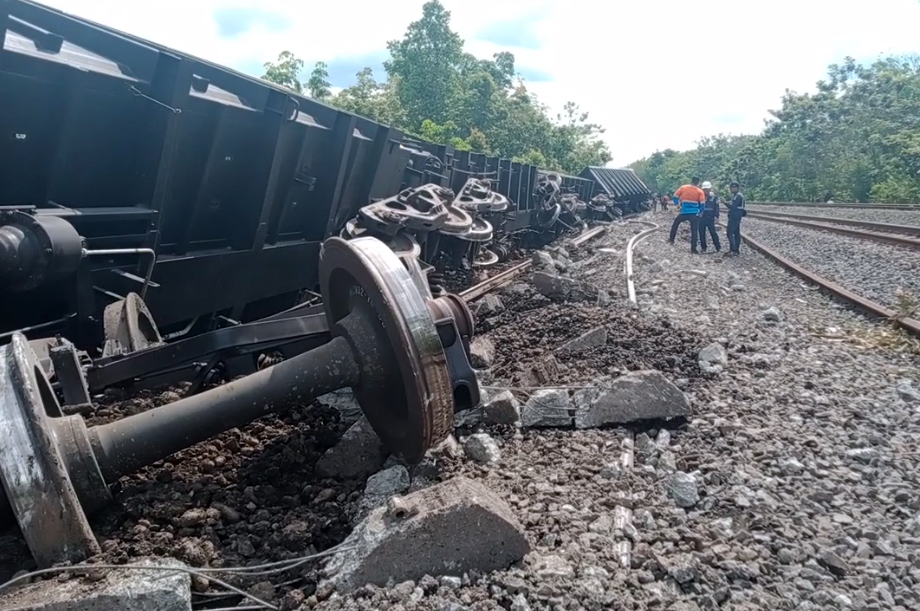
0, 0, 649, 350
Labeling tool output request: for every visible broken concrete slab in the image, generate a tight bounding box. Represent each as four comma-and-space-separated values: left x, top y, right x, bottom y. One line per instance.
316, 417, 388, 479
358, 465, 410, 514
469, 336, 496, 369
323, 477, 529, 593
531, 251, 556, 272
316, 388, 363, 424
521, 388, 573, 428
532, 272, 607, 304
482, 390, 521, 425
573, 371, 690, 429
556, 326, 607, 356
1, 558, 191, 611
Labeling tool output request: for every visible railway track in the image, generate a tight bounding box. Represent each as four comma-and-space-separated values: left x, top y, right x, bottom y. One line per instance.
746, 211, 920, 250
465, 217, 659, 572
747, 210, 920, 237
751, 201, 920, 210
731, 227, 920, 337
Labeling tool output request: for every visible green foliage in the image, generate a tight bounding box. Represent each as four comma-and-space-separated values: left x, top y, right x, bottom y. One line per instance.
258, 1, 610, 175
306, 62, 332, 101
262, 51, 304, 94
630, 55, 920, 203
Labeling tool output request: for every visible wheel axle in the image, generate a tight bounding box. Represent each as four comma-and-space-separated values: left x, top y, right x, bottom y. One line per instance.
0, 236, 479, 568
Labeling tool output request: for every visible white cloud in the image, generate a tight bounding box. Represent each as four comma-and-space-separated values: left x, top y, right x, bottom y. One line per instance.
32, 0, 920, 166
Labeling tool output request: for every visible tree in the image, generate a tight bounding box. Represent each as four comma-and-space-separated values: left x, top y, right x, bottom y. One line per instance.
255, 2, 612, 177
630, 54, 920, 203
331, 68, 406, 127
262, 51, 304, 93
306, 62, 332, 101
384, 0, 465, 130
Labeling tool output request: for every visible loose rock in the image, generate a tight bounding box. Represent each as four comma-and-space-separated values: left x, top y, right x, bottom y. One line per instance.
667, 471, 700, 508
0, 558, 190, 611
521, 388, 573, 428
463, 433, 501, 463
323, 477, 529, 593
573, 370, 690, 428
482, 390, 521, 425
474, 294, 505, 316
469, 337, 496, 369
316, 417, 388, 479
698, 342, 728, 375
359, 465, 410, 513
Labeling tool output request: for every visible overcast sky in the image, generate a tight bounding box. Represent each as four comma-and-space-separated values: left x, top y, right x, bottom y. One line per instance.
37, 0, 920, 166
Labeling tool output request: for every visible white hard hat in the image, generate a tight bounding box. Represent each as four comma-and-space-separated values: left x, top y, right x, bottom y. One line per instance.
701, 181, 712, 189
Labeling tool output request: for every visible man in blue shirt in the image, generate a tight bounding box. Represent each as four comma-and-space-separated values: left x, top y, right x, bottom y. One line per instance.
699, 181, 721, 252
726, 181, 746, 255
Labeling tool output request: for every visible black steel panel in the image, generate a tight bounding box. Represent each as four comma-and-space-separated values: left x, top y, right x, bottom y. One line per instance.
580, 166, 650, 199
111, 242, 322, 328
1, 0, 613, 348
9, 0, 160, 82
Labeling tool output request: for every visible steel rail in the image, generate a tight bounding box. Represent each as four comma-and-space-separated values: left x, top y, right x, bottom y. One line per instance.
625, 221, 659, 305
747, 210, 920, 237
614, 218, 658, 570
751, 201, 920, 210
724, 225, 920, 337
747, 213, 920, 250
459, 225, 607, 302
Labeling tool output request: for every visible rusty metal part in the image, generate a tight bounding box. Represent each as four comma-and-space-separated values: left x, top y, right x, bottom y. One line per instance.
471, 248, 500, 269
459, 225, 606, 302
0, 236, 478, 568
729, 228, 920, 337
747, 210, 920, 237
358, 185, 450, 235
320, 237, 456, 462
748, 213, 920, 250
101, 292, 164, 358
751, 202, 920, 210
0, 334, 102, 566
438, 204, 474, 236
341, 220, 422, 259
533, 203, 561, 230
456, 217, 493, 243
451, 178, 510, 215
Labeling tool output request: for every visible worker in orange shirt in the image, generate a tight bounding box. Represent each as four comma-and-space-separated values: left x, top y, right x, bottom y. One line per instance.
668, 176, 705, 253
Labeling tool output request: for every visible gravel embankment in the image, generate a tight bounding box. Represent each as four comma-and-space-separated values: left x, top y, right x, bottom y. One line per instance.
742, 217, 920, 310
623, 213, 920, 610
750, 205, 920, 226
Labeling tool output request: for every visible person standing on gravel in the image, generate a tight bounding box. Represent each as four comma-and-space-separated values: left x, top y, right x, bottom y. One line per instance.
726, 181, 746, 255
699, 181, 721, 253
668, 176, 705, 253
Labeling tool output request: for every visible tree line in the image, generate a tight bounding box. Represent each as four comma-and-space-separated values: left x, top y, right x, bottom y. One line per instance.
260, 1, 611, 176
630, 56, 920, 203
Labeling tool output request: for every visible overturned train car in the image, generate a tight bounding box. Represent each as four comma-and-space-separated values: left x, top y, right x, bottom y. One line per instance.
0, 0, 650, 353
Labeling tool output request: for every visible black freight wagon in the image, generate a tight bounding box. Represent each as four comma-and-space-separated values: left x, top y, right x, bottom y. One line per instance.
0, 0, 577, 348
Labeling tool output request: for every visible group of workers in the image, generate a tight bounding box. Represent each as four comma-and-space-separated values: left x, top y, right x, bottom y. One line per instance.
659, 177, 747, 256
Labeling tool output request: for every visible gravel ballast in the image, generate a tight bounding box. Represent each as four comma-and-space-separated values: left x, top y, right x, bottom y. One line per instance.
742, 217, 920, 310
750, 205, 920, 226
